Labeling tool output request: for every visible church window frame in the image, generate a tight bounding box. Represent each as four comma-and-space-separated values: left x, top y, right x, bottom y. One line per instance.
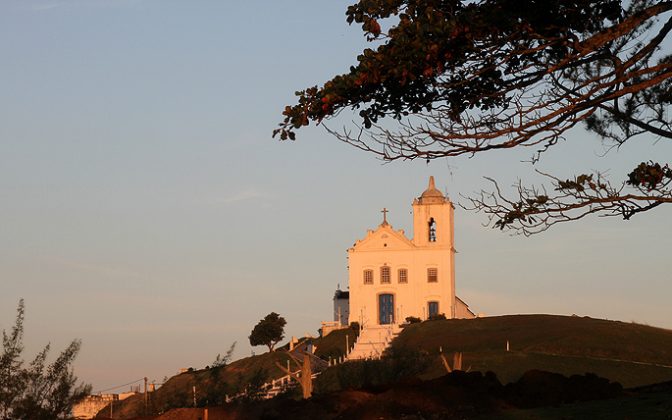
380, 266, 391, 284
427, 267, 438, 283
363, 269, 374, 285
398, 268, 408, 284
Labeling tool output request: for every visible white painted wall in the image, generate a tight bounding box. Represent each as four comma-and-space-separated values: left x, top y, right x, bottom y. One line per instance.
348, 178, 461, 326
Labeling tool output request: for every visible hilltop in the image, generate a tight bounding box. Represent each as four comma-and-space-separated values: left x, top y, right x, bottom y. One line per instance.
390, 314, 672, 387
96, 315, 672, 418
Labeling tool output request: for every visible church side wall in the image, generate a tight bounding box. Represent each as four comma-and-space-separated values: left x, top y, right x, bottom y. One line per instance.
455, 298, 476, 319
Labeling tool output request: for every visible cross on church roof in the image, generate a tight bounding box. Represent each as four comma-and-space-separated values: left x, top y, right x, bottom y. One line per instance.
381, 208, 389, 225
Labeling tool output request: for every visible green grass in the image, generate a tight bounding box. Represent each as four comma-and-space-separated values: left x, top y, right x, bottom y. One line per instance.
99, 316, 672, 417
391, 315, 672, 387
313, 327, 358, 360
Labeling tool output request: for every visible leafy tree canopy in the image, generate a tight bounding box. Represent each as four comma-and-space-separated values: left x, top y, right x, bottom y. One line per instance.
0, 299, 91, 420
249, 312, 287, 352
276, 0, 672, 234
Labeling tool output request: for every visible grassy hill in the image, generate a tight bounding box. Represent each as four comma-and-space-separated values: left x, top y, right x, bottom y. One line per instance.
390, 314, 672, 387
97, 315, 672, 418
96, 351, 293, 418
96, 329, 357, 418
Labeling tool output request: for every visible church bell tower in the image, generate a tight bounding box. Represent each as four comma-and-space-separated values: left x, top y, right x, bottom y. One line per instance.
412, 176, 454, 248
412, 176, 456, 318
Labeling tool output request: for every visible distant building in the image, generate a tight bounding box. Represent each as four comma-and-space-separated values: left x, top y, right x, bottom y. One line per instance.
320, 289, 350, 336
333, 289, 349, 326
72, 391, 137, 419
347, 177, 475, 327
72, 394, 117, 419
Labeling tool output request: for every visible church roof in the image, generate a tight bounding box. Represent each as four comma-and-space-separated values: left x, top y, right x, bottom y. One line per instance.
417, 176, 447, 204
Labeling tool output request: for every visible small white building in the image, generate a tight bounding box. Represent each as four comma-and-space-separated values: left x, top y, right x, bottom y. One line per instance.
347, 177, 474, 327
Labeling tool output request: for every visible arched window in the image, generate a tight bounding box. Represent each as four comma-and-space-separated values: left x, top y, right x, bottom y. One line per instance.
428, 218, 437, 242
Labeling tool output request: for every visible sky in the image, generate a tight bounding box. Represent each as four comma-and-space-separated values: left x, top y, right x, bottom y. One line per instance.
1, 0, 671, 393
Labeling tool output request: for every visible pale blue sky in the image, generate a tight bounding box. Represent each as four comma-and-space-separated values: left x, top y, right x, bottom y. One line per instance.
1, 0, 670, 392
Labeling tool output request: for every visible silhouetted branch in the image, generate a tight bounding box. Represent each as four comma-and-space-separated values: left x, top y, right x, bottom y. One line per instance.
465, 165, 672, 236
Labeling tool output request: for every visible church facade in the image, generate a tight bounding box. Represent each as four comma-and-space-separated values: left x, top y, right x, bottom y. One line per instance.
345, 177, 474, 327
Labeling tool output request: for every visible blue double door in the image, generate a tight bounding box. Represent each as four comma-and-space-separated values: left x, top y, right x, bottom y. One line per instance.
428, 301, 439, 317
379, 294, 395, 325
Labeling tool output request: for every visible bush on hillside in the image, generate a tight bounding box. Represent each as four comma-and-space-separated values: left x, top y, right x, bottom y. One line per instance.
315, 347, 430, 393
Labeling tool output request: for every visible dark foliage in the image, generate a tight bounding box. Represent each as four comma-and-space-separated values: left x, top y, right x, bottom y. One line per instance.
249, 313, 287, 352
223, 369, 624, 419
212, 341, 237, 368
315, 347, 430, 393
428, 313, 447, 321
0, 300, 91, 420
240, 368, 269, 402
504, 369, 623, 408
277, 0, 672, 234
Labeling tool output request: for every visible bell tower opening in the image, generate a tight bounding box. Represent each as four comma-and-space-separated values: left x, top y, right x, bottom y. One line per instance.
413, 176, 451, 247
428, 218, 437, 242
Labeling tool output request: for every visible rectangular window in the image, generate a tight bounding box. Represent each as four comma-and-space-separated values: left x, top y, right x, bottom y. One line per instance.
363, 269, 374, 284
398, 268, 408, 284
380, 266, 391, 284
427, 268, 438, 283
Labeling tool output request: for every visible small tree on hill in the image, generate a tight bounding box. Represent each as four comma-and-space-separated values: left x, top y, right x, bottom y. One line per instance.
249, 312, 286, 352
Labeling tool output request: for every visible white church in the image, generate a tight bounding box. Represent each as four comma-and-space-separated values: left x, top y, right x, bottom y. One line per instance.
329, 177, 475, 358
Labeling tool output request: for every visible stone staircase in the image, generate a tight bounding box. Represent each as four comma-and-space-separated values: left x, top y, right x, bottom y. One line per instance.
347, 324, 401, 360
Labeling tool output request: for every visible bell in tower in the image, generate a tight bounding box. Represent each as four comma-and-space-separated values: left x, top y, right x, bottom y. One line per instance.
412, 176, 453, 247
